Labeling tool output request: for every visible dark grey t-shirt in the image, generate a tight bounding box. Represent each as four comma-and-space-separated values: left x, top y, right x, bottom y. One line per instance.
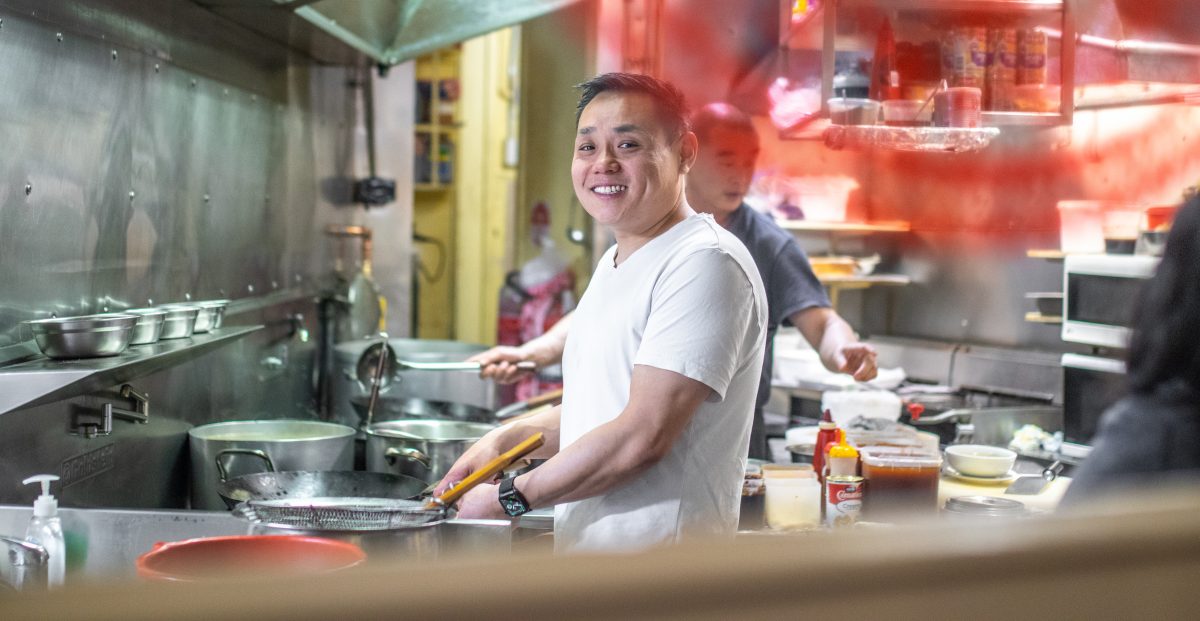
724, 204, 831, 459
1061, 381, 1200, 508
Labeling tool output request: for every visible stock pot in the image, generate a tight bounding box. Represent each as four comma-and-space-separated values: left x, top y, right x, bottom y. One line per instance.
189, 420, 356, 510
365, 420, 496, 484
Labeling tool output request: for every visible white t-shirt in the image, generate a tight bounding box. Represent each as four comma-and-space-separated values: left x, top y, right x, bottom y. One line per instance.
554, 213, 767, 553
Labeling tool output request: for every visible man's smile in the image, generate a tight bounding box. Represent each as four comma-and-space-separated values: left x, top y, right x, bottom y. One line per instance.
591, 184, 628, 196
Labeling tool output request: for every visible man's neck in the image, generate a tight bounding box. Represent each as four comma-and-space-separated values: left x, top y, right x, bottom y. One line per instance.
612, 194, 693, 267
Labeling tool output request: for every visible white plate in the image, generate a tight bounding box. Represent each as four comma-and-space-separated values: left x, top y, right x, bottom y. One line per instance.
942, 465, 1019, 485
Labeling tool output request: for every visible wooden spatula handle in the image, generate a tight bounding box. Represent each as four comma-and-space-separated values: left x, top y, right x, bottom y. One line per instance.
434, 432, 545, 508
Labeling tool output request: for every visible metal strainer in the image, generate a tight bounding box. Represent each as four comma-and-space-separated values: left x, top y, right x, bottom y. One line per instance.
234, 432, 545, 532
234, 497, 443, 531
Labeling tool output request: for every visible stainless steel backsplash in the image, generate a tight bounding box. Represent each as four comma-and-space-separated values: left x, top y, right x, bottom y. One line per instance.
0, 1, 412, 507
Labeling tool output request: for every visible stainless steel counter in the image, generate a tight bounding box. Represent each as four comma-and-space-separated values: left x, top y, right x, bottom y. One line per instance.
0, 505, 513, 587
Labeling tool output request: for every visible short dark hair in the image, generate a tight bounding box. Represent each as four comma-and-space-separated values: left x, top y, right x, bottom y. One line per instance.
574, 73, 690, 139
689, 102, 758, 143
1127, 194, 1200, 394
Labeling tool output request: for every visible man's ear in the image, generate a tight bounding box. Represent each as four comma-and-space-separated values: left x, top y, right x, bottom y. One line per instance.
678, 131, 699, 173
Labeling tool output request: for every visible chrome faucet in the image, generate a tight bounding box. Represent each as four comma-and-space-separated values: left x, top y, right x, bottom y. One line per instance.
1, 535, 48, 591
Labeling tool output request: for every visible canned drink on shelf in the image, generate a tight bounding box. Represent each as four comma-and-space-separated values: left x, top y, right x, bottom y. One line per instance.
941, 27, 986, 89
986, 28, 1019, 110
825, 475, 864, 528
1018, 29, 1048, 85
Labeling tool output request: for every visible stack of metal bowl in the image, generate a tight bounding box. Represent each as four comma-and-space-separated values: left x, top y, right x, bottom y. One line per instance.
25, 314, 138, 359
122, 308, 168, 345
192, 299, 230, 333
158, 305, 202, 339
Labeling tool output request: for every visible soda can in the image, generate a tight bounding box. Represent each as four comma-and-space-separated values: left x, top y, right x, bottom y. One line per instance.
825, 475, 864, 528
986, 28, 1018, 110
1018, 29, 1048, 85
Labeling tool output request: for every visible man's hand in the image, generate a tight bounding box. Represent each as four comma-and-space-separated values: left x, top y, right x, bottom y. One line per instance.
452, 482, 509, 520
433, 405, 563, 497
467, 346, 537, 384
793, 307, 878, 382
433, 433, 502, 496
834, 342, 878, 382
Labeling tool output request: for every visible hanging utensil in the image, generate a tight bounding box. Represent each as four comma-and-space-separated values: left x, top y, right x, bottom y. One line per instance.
362, 333, 390, 428
355, 339, 399, 390
235, 432, 544, 531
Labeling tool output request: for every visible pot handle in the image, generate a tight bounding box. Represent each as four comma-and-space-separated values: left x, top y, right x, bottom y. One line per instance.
215, 449, 275, 482
384, 446, 431, 468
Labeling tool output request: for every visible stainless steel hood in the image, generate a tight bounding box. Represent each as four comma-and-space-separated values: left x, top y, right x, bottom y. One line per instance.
196, 0, 585, 65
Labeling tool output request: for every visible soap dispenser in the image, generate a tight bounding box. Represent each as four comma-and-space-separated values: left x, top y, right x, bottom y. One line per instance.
22, 474, 65, 587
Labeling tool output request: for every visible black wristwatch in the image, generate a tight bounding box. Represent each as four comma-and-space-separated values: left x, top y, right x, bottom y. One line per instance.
498, 476, 531, 517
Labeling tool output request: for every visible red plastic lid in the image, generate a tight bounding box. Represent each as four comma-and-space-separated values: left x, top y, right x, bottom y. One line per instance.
136, 535, 366, 582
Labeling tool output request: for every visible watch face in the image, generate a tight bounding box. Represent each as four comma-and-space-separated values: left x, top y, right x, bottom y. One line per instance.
502, 499, 524, 516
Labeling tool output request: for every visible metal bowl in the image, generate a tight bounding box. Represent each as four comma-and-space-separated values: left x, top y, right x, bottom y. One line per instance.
25, 314, 138, 359
158, 305, 201, 340
192, 299, 230, 333
122, 308, 168, 345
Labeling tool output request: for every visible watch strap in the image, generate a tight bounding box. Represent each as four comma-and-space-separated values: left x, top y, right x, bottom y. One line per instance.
498, 476, 531, 517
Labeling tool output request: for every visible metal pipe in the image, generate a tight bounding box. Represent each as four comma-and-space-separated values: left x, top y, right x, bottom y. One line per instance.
1039, 27, 1200, 58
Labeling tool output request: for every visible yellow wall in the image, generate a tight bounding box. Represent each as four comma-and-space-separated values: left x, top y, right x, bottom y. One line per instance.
412, 49, 461, 339
421, 5, 598, 344
453, 28, 521, 344
517, 3, 598, 289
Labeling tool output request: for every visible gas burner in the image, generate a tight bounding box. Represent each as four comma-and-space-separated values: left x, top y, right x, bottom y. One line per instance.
897, 383, 1060, 447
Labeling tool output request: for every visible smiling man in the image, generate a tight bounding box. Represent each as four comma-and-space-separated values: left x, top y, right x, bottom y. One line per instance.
438, 73, 767, 552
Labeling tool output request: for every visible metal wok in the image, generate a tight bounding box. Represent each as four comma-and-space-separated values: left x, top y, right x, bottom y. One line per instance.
216, 470, 428, 510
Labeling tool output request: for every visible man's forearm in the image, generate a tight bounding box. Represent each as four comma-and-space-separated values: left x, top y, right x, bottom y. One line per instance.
494, 405, 562, 461
512, 365, 710, 509
794, 307, 857, 372
513, 415, 659, 508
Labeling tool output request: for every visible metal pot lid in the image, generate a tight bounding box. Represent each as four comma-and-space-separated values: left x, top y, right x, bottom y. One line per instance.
366, 419, 496, 441
190, 419, 357, 441
944, 495, 1026, 516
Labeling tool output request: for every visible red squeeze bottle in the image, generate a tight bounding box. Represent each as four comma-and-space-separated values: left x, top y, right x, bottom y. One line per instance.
870, 19, 901, 101
813, 409, 839, 484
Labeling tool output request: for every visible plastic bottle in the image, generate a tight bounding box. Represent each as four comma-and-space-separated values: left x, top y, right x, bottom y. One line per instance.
22, 474, 65, 587
827, 430, 861, 477
812, 410, 839, 484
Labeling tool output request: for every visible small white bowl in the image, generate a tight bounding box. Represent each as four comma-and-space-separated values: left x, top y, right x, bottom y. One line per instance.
944, 445, 1017, 478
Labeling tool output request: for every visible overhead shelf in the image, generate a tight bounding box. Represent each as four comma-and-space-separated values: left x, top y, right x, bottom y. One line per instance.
1027, 249, 1066, 260
0, 325, 263, 415
819, 274, 912, 307
840, 0, 1063, 13
1024, 312, 1063, 324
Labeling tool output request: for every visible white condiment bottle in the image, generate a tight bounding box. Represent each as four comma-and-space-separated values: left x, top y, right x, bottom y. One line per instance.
22, 474, 65, 587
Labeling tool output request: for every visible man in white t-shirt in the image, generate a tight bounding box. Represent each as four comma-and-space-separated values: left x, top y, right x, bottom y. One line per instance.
437, 73, 767, 552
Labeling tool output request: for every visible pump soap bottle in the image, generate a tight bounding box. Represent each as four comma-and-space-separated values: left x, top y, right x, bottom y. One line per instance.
22, 474, 65, 587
